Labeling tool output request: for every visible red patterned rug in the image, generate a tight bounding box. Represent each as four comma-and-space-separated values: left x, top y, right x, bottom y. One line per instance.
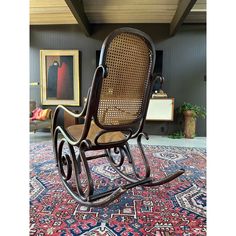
30, 141, 206, 235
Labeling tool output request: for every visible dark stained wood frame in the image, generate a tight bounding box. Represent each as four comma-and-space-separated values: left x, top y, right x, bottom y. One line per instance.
65, 0, 91, 36
52, 27, 184, 207
169, 0, 197, 36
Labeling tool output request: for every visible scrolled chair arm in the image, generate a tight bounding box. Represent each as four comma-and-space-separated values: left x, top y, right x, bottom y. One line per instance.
52, 88, 91, 130
55, 87, 91, 119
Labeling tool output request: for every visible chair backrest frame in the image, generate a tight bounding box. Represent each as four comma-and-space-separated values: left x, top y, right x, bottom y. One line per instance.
84, 28, 156, 141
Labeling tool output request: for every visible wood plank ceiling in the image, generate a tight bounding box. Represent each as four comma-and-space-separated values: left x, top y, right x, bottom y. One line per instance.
30, 0, 206, 36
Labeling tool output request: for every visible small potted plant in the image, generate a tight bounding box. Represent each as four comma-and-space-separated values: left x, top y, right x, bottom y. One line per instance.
168, 130, 184, 139
178, 102, 206, 138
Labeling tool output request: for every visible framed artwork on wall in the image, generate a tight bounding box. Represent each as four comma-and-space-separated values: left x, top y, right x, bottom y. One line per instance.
40, 50, 80, 106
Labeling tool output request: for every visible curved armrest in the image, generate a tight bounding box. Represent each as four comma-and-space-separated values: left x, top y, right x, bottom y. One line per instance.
56, 87, 91, 119
52, 106, 84, 138
54, 104, 85, 120
52, 65, 106, 144
52, 88, 91, 132
51, 88, 91, 144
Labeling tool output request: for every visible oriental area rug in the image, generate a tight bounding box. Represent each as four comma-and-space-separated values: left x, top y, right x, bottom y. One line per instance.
30, 141, 206, 235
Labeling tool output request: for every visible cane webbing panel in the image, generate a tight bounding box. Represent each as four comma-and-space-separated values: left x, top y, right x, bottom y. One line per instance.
97, 32, 152, 126
66, 122, 126, 145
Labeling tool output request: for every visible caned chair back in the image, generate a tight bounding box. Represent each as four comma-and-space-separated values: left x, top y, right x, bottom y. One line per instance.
94, 28, 156, 130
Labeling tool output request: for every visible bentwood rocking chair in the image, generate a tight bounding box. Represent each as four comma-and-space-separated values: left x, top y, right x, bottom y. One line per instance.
52, 27, 184, 207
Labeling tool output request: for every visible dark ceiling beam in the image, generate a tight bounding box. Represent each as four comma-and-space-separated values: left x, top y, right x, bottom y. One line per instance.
65, 0, 91, 36
169, 0, 197, 36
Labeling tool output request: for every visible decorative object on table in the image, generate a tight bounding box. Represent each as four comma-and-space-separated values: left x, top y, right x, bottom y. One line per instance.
51, 27, 184, 207
40, 50, 80, 106
152, 76, 167, 98
152, 89, 168, 98
178, 102, 206, 138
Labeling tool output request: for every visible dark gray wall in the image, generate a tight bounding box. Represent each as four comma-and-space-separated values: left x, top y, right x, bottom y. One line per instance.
30, 24, 206, 136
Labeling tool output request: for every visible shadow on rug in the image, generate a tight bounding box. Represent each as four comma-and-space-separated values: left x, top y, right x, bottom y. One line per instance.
30, 141, 206, 235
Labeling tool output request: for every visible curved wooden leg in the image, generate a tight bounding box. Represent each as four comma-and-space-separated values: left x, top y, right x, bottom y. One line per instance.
106, 145, 143, 182
137, 133, 185, 186
57, 138, 88, 202
53, 136, 133, 206
107, 133, 185, 187
145, 169, 185, 186
106, 133, 152, 183
53, 129, 185, 206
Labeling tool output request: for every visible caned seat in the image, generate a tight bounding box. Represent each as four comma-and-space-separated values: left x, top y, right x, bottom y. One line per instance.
52, 27, 184, 207
66, 122, 126, 145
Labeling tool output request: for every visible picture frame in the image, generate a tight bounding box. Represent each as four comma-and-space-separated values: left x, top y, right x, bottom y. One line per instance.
40, 50, 80, 106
